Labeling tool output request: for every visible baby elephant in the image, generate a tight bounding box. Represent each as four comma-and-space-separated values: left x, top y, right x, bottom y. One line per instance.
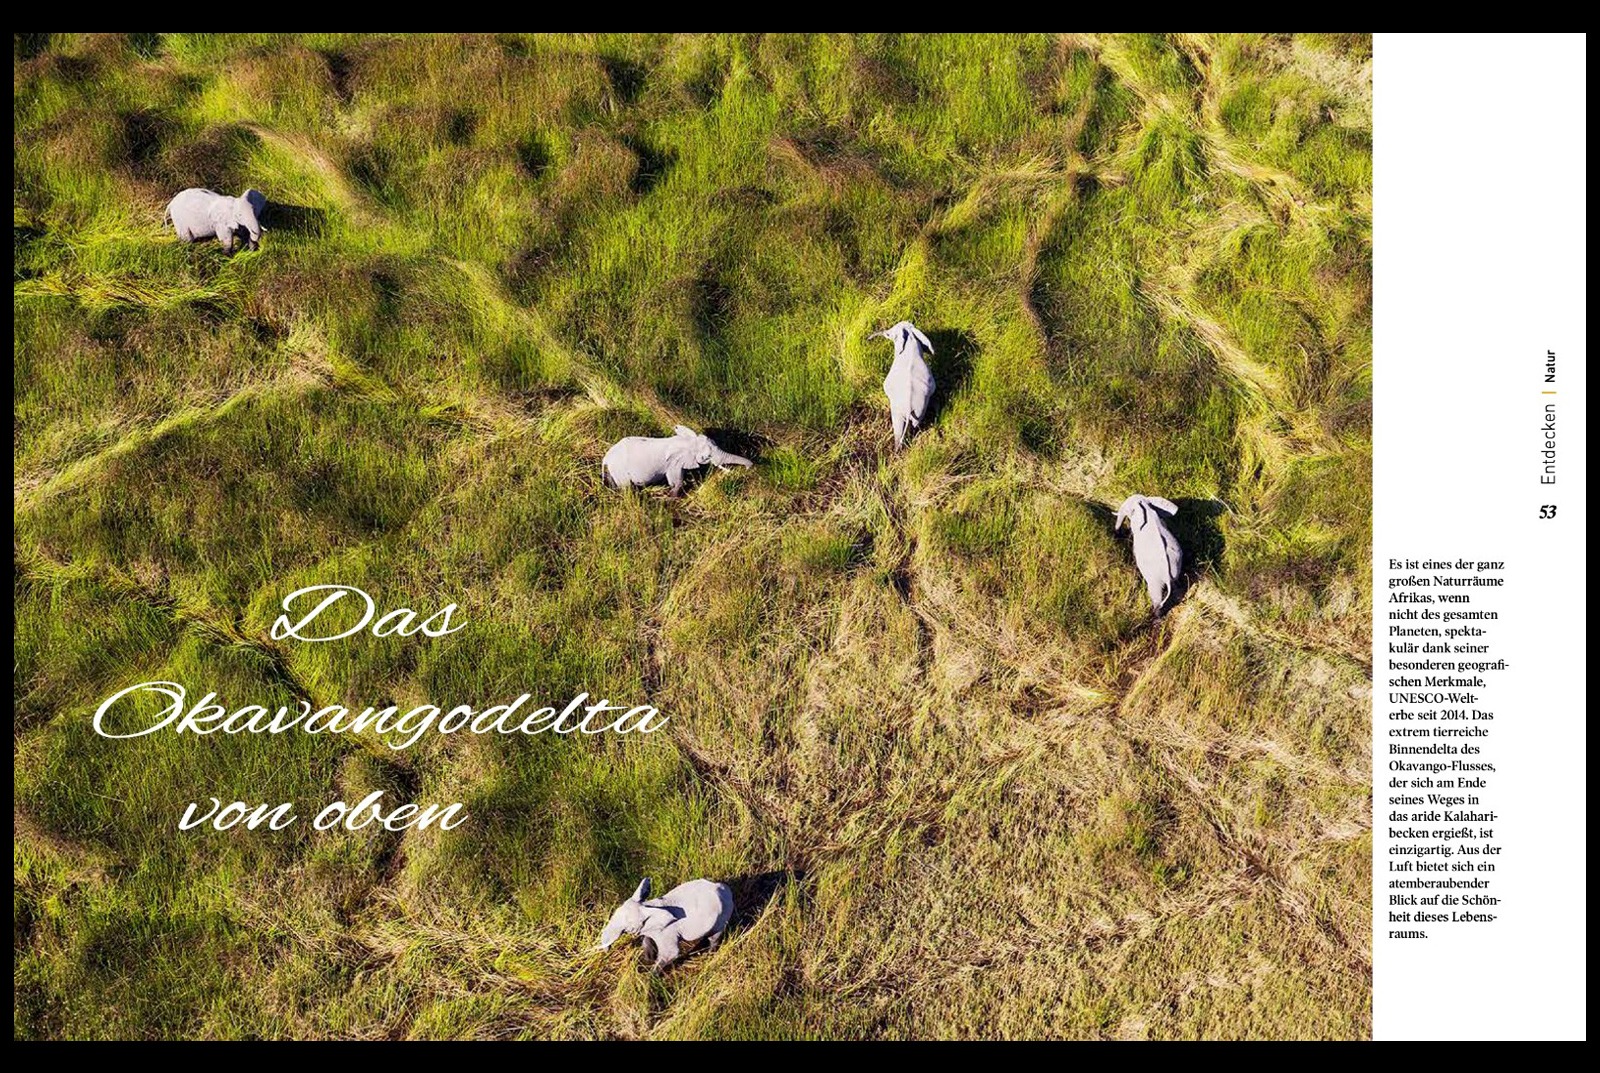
1116, 494, 1184, 612
602, 425, 752, 495
869, 320, 936, 449
597, 877, 734, 971
164, 187, 266, 252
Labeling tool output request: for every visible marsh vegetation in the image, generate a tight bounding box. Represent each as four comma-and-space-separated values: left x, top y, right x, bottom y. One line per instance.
14, 32, 1372, 1039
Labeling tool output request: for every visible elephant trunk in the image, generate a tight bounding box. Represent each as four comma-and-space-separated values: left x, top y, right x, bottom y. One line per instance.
710, 447, 753, 470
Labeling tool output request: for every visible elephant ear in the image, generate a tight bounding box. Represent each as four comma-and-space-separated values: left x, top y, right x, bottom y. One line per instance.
632, 877, 651, 902
1147, 496, 1179, 517
233, 199, 262, 239
665, 441, 698, 471
637, 904, 677, 934
1114, 496, 1136, 530
672, 425, 696, 439
909, 325, 934, 354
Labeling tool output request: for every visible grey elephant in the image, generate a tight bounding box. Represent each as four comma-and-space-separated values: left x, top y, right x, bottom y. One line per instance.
164, 187, 265, 251
1116, 494, 1184, 612
601, 425, 752, 494
869, 320, 936, 449
597, 877, 734, 971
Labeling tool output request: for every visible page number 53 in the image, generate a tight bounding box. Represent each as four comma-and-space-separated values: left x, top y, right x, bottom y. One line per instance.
1539, 505, 1558, 519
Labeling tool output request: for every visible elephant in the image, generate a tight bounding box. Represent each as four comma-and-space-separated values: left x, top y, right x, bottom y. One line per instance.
869, 320, 936, 449
602, 425, 753, 494
1116, 494, 1184, 612
597, 877, 734, 971
164, 187, 265, 251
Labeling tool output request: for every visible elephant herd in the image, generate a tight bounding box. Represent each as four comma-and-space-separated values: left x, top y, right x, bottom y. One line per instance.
599, 318, 1186, 617
164, 185, 1188, 969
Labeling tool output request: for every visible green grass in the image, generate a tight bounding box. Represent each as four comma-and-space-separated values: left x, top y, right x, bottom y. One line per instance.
14, 32, 1372, 1040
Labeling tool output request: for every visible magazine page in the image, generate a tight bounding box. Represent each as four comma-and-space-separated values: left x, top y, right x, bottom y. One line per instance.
12, 32, 1584, 1041
1374, 33, 1585, 1041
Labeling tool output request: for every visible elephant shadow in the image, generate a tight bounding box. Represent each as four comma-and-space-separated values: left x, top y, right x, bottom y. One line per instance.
1087, 495, 1229, 614
1083, 499, 1126, 564
920, 327, 977, 431
1169, 498, 1227, 572
723, 868, 806, 933
261, 201, 328, 237
701, 425, 766, 465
